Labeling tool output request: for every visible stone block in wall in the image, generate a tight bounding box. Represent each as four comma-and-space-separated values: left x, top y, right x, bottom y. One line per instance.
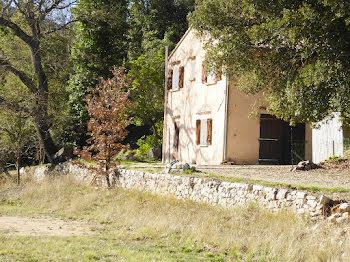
276, 189, 289, 200
296, 192, 307, 199
267, 190, 277, 201
339, 203, 350, 213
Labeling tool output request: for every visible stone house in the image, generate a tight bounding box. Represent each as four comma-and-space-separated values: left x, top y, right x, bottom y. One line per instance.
162, 28, 350, 165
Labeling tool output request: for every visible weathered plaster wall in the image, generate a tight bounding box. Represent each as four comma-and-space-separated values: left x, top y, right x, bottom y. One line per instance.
225, 77, 266, 164
164, 29, 227, 165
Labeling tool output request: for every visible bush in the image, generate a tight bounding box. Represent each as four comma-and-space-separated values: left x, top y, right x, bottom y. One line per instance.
136, 134, 162, 157
328, 155, 344, 163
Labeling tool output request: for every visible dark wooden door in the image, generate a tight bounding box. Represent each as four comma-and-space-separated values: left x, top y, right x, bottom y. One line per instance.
172, 122, 179, 160
259, 114, 284, 164
259, 114, 305, 165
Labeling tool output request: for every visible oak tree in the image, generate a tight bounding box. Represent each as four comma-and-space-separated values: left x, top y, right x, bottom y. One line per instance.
0, 0, 76, 162
190, 0, 350, 124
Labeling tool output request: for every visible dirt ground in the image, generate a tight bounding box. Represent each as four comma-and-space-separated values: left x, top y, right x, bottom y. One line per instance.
199, 165, 350, 189
0, 216, 95, 236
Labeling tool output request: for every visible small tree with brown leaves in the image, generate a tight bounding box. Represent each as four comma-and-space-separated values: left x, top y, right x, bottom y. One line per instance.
79, 67, 133, 187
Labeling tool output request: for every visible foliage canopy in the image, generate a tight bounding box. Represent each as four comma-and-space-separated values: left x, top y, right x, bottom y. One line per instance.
190, 0, 350, 124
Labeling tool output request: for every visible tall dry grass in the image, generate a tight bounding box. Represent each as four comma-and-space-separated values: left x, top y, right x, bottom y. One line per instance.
0, 175, 349, 261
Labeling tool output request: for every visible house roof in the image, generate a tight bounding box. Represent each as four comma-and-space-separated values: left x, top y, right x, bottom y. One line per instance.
168, 27, 193, 61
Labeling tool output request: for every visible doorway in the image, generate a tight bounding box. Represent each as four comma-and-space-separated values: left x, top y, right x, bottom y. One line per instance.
259, 114, 305, 164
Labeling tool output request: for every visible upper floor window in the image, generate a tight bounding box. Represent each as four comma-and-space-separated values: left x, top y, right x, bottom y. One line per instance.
201, 61, 222, 85
172, 67, 179, 90
167, 65, 184, 91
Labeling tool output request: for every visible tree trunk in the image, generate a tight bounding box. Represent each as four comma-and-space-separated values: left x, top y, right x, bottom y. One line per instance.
30, 38, 58, 163
33, 113, 57, 163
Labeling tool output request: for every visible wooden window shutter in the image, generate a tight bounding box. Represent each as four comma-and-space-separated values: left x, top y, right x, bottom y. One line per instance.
207, 119, 212, 145
174, 122, 179, 151
196, 120, 201, 145
201, 62, 207, 84
216, 66, 222, 81
179, 66, 184, 88
167, 69, 173, 90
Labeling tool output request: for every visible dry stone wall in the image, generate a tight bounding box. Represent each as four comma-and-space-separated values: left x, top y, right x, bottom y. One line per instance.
32, 162, 332, 221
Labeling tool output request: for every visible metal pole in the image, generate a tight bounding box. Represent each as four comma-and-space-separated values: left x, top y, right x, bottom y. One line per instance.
162, 46, 169, 163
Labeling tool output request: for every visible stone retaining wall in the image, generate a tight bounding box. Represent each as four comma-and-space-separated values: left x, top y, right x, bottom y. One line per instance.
34, 163, 331, 221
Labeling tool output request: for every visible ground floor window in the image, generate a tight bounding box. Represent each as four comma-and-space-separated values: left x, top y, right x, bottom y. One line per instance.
196, 118, 212, 146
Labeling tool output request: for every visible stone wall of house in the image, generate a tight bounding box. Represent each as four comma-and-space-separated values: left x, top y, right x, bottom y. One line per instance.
30, 162, 334, 221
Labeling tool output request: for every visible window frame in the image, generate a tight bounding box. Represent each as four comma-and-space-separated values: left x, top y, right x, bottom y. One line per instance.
196, 115, 213, 147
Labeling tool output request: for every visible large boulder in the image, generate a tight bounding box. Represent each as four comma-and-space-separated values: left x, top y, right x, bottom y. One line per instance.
148, 148, 162, 160
121, 154, 137, 161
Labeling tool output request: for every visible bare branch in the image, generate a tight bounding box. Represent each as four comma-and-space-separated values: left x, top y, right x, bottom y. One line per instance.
39, 0, 66, 19
42, 19, 76, 36
0, 58, 38, 93
0, 17, 33, 45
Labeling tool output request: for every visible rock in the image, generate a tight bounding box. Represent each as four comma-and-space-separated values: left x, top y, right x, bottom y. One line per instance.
19, 167, 25, 175
276, 189, 288, 200
296, 192, 307, 199
148, 148, 162, 159
336, 217, 348, 223
320, 195, 333, 205
33, 166, 50, 182
291, 160, 318, 171
339, 203, 350, 213
173, 162, 183, 170
342, 212, 349, 218
53, 147, 74, 163
183, 163, 190, 171
122, 154, 137, 161
328, 214, 338, 223
164, 160, 179, 173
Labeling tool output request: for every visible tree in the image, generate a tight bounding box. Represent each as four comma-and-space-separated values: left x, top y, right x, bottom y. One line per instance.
0, 0, 76, 162
68, 0, 128, 147
0, 108, 36, 184
190, 0, 350, 124
127, 46, 165, 139
128, 0, 195, 57
79, 67, 133, 187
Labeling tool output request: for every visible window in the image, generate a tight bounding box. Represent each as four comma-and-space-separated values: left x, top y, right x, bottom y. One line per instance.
168, 66, 184, 91
201, 61, 222, 85
207, 70, 216, 85
190, 61, 196, 81
196, 118, 213, 146
172, 67, 179, 90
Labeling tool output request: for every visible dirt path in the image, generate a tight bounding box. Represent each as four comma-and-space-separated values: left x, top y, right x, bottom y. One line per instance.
0, 216, 95, 236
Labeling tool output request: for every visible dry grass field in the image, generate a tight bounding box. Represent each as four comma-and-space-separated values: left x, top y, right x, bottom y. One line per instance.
0, 175, 350, 261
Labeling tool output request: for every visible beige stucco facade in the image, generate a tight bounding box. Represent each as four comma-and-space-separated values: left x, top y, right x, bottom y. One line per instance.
163, 28, 313, 165
163, 29, 227, 165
